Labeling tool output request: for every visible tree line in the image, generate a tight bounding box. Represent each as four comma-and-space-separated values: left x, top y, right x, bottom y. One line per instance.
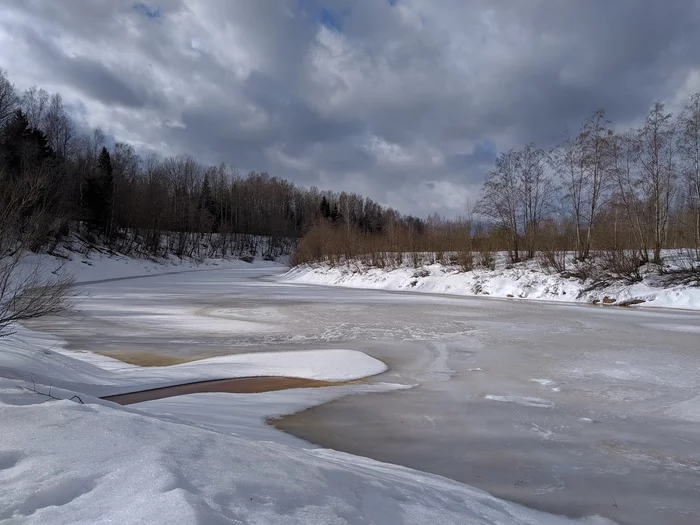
0, 67, 425, 334
294, 95, 700, 284
2, 64, 699, 280
0, 68, 420, 261
478, 101, 700, 267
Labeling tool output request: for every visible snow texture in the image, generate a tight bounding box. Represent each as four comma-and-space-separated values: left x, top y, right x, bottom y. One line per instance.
0, 324, 386, 397
285, 254, 700, 311
0, 323, 613, 525
0, 249, 637, 524
0, 378, 613, 525
20, 237, 283, 286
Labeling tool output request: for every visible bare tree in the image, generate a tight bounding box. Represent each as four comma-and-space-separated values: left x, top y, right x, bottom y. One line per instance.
22, 86, 50, 129
551, 130, 585, 256
517, 143, 555, 259
638, 102, 675, 264
612, 131, 651, 261
0, 171, 75, 337
0, 255, 75, 337
43, 93, 74, 158
678, 93, 700, 256
0, 68, 18, 126
579, 110, 614, 259
477, 149, 522, 262
552, 110, 614, 260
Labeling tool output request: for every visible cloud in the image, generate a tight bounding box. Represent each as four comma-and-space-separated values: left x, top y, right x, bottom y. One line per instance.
1, 0, 699, 217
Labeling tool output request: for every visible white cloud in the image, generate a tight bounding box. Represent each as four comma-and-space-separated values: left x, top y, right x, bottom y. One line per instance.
0, 0, 698, 218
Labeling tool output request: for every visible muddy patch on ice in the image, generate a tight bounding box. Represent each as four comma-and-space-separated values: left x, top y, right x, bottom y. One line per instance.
104, 377, 355, 405
100, 351, 226, 367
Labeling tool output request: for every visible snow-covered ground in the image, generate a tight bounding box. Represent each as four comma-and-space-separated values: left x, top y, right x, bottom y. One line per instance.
0, 325, 387, 397
284, 253, 700, 310
0, 376, 610, 525
0, 257, 617, 524
20, 238, 283, 286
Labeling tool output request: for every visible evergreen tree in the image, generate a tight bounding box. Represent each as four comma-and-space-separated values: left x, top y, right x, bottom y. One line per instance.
99, 146, 114, 237
98, 146, 113, 178
0, 109, 52, 178
82, 146, 114, 235
198, 174, 219, 231
319, 196, 331, 219
330, 203, 340, 223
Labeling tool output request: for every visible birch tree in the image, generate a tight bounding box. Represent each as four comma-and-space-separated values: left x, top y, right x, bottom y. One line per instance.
677, 93, 700, 256
517, 143, 554, 259
477, 149, 522, 262
638, 102, 675, 264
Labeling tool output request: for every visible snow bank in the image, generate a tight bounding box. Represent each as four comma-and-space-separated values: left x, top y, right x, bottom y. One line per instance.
21, 241, 283, 286
0, 380, 613, 525
0, 324, 386, 397
284, 260, 700, 311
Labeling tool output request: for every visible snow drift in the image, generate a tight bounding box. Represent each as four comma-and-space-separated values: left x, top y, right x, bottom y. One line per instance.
284, 256, 700, 311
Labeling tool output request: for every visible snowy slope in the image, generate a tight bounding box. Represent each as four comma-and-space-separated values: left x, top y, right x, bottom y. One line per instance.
284, 261, 700, 311
0, 380, 613, 525
0, 323, 616, 524
0, 324, 386, 397
21, 243, 282, 286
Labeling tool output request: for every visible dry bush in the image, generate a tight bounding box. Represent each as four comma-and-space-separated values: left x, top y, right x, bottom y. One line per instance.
569, 256, 596, 281
0, 173, 76, 336
661, 267, 700, 286
290, 224, 325, 266
595, 249, 643, 284
659, 248, 700, 286
478, 251, 495, 270
456, 250, 474, 272
537, 248, 568, 274
536, 220, 575, 274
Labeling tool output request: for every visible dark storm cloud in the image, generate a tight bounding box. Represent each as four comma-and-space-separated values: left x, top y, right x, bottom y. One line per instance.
1, 0, 699, 216
19, 30, 151, 108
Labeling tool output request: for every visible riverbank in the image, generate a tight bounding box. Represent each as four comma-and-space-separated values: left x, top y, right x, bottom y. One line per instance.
284, 253, 700, 310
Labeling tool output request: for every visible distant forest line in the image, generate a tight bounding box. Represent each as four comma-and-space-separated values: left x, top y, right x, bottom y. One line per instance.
0, 68, 416, 260
1, 68, 700, 278
295, 96, 700, 281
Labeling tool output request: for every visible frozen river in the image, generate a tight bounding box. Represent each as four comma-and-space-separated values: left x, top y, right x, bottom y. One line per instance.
25, 265, 700, 525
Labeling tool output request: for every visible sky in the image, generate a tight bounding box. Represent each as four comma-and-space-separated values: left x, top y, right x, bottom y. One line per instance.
1, 0, 699, 218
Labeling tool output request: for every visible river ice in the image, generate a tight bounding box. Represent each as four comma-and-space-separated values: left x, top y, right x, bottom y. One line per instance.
24, 265, 700, 525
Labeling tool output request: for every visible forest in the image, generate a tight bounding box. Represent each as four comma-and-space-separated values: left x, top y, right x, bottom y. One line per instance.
294, 99, 700, 284
2, 67, 700, 283
0, 68, 410, 261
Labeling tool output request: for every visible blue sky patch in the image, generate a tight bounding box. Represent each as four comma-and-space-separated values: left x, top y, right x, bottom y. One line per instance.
132, 3, 161, 19
318, 8, 342, 31
298, 0, 346, 32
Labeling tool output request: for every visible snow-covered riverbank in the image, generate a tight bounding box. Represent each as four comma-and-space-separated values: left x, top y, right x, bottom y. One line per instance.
285, 258, 700, 310
0, 371, 610, 525
21, 237, 285, 286
0, 331, 610, 525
